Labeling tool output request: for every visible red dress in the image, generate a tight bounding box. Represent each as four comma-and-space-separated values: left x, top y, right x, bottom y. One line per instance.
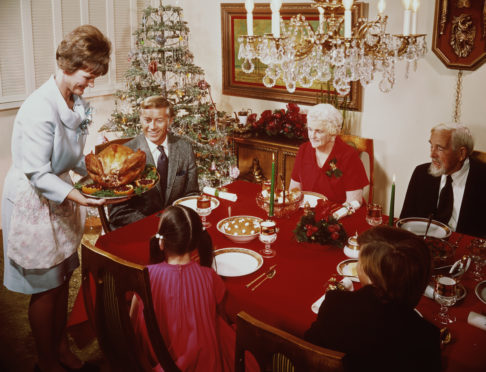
132, 260, 259, 372
291, 137, 369, 204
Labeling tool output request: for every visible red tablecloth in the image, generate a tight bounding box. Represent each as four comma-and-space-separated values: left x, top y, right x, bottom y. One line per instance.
68, 181, 486, 371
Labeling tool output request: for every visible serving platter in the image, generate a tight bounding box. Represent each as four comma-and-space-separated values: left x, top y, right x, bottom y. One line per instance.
173, 195, 220, 211
475, 280, 486, 305
396, 217, 452, 239
337, 259, 359, 282
212, 247, 263, 277
76, 165, 159, 199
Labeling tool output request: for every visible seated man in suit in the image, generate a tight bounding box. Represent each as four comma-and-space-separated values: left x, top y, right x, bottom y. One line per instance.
108, 96, 199, 230
400, 123, 486, 237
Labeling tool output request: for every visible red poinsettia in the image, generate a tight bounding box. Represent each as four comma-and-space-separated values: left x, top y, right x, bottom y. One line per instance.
248, 103, 307, 140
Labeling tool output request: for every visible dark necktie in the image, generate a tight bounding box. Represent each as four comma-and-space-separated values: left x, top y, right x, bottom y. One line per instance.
157, 145, 168, 205
436, 175, 453, 224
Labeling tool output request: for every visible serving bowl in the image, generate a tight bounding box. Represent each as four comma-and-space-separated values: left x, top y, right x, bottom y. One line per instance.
256, 189, 303, 218
217, 215, 263, 243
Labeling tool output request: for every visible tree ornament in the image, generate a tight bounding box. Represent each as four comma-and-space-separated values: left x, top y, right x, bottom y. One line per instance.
198, 79, 210, 90
148, 60, 158, 75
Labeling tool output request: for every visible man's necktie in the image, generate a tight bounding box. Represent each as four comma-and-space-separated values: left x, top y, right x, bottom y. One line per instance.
436, 175, 453, 224
157, 145, 168, 205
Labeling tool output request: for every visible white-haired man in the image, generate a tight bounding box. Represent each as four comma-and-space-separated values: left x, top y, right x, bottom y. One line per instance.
400, 123, 486, 237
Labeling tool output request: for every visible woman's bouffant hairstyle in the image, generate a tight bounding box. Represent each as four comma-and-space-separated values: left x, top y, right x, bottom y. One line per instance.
357, 226, 431, 308
140, 95, 175, 118
56, 25, 111, 75
149, 205, 213, 267
306, 103, 343, 136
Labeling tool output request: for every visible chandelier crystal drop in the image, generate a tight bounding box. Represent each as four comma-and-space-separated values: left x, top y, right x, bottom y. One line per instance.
239, 0, 427, 96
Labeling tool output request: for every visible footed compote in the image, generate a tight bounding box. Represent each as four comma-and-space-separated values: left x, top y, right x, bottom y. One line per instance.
196, 194, 212, 229
259, 220, 277, 258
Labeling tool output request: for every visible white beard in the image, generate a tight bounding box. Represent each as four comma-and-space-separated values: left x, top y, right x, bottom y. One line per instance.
428, 163, 444, 177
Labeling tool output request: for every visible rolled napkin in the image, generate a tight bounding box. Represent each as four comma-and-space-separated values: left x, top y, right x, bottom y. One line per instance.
332, 200, 361, 220
203, 186, 237, 202
311, 278, 354, 314
467, 311, 486, 331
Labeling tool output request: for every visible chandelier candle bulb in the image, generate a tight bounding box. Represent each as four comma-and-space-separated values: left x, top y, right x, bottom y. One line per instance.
245, 0, 254, 36
377, 0, 386, 15
318, 6, 325, 34
411, 0, 420, 34
269, 152, 275, 217
402, 0, 412, 36
388, 174, 395, 226
271, 0, 282, 38
343, 0, 354, 38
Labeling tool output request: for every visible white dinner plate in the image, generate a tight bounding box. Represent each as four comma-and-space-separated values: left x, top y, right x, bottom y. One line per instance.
173, 195, 220, 211
336, 259, 359, 282
212, 248, 263, 277
475, 280, 486, 305
395, 217, 452, 239
300, 191, 327, 208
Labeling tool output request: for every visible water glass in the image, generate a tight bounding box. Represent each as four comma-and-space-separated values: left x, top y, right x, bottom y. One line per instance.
366, 203, 382, 226
259, 220, 277, 258
434, 275, 457, 324
468, 239, 486, 281
196, 194, 212, 228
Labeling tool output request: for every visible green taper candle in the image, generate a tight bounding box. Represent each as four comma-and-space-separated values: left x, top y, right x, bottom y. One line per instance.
388, 174, 395, 225
269, 153, 275, 217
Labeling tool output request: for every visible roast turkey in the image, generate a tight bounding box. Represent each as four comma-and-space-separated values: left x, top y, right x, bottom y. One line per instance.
85, 144, 146, 188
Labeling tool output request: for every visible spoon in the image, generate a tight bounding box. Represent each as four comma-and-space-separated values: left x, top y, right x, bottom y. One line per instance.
423, 213, 434, 240
251, 269, 276, 291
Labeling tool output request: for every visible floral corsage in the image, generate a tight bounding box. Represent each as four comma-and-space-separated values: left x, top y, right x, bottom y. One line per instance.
325, 157, 342, 178
79, 103, 93, 135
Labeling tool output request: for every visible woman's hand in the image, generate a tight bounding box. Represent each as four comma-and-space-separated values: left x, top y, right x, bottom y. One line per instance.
66, 188, 131, 206
345, 189, 364, 208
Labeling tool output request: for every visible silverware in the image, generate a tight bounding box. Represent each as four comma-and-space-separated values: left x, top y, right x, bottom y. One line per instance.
251, 269, 276, 291
246, 264, 277, 288
228, 206, 232, 217
423, 213, 434, 239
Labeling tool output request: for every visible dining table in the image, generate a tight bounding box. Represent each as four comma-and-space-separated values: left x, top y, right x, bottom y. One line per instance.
68, 180, 486, 372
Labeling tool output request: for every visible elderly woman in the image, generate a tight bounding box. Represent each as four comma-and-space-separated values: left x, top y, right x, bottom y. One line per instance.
289, 103, 368, 205
305, 226, 441, 372
1, 25, 113, 372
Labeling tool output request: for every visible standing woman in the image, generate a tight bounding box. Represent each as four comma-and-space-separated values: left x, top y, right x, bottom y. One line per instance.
2, 25, 112, 372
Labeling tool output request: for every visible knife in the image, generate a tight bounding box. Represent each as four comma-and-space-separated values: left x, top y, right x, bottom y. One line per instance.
246, 264, 277, 288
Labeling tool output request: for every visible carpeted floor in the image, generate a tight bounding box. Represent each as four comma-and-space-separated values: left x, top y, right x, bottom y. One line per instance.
0, 231, 108, 372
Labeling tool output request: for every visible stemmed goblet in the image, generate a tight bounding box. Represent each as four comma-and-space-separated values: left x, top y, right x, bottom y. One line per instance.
196, 194, 212, 229
259, 220, 277, 258
434, 275, 457, 325
365, 203, 382, 226
468, 239, 486, 282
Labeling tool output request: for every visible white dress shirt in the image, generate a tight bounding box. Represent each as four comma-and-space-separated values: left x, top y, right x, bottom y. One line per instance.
437, 158, 470, 230
146, 137, 169, 164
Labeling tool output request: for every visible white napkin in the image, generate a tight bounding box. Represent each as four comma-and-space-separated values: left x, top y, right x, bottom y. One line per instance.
203, 186, 237, 202
332, 200, 361, 220
424, 285, 435, 299
467, 311, 486, 331
311, 278, 354, 314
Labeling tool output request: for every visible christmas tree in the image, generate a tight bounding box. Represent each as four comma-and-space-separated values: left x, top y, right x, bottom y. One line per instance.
100, 3, 237, 188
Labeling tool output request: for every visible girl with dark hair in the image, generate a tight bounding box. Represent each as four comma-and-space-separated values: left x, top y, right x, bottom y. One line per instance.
131, 205, 258, 372
305, 226, 441, 372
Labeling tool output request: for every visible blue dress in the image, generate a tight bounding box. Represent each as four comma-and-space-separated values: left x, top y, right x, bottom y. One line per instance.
2, 76, 88, 294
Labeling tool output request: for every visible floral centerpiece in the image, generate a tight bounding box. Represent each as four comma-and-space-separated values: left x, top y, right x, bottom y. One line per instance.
294, 199, 348, 247
247, 103, 307, 140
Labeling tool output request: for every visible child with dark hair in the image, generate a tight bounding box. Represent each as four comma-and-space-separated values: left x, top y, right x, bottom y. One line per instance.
131, 205, 258, 372
305, 225, 441, 372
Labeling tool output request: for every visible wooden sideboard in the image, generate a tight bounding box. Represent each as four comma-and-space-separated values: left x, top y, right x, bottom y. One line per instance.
232, 135, 304, 188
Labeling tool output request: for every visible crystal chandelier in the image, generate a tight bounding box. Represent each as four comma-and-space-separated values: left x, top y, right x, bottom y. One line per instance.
238, 0, 427, 96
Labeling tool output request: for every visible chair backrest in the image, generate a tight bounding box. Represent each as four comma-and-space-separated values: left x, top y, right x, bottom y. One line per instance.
338, 134, 374, 203
94, 137, 133, 233
235, 311, 345, 372
472, 150, 486, 164
81, 243, 180, 372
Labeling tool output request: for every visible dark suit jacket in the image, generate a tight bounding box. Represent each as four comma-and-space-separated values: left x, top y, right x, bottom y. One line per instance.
400, 158, 486, 237
304, 286, 441, 372
108, 134, 199, 230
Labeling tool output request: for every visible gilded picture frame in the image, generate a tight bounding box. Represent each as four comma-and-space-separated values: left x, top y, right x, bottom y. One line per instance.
221, 3, 364, 111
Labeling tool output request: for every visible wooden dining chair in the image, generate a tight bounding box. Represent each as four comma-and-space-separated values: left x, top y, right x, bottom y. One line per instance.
93, 137, 133, 233
81, 242, 181, 372
235, 311, 345, 372
339, 134, 374, 203
472, 150, 486, 164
